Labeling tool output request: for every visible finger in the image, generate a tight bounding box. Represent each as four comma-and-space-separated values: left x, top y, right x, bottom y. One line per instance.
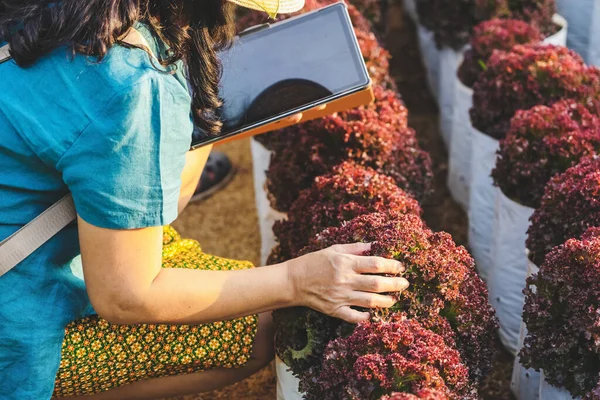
350, 292, 398, 309
332, 242, 371, 255
285, 113, 303, 124
315, 104, 327, 111
353, 256, 404, 274
335, 306, 370, 324
352, 275, 410, 293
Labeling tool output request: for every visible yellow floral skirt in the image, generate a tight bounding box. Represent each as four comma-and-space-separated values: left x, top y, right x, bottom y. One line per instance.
52, 226, 259, 397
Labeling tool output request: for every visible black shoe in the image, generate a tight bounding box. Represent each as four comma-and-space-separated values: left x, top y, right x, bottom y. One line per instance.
190, 152, 236, 202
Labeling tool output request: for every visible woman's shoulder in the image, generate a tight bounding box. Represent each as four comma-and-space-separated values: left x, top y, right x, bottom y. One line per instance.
0, 41, 191, 166
54, 43, 187, 101
0, 38, 189, 117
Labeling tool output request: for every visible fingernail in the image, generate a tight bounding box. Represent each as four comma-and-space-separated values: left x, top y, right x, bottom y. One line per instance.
397, 279, 409, 290
396, 261, 404, 272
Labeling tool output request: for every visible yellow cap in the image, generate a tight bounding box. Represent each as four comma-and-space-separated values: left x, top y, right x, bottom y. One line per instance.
228, 0, 305, 18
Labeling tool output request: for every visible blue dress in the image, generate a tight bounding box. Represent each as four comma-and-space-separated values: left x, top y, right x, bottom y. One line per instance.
0, 25, 193, 399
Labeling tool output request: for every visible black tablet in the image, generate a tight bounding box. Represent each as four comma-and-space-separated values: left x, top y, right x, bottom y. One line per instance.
191, 2, 371, 148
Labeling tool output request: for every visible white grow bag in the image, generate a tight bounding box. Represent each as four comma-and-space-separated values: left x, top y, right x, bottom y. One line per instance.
276, 356, 304, 400
556, 0, 599, 65
543, 14, 568, 47
447, 72, 473, 211
511, 258, 540, 400
438, 47, 467, 148
488, 189, 534, 354
467, 127, 499, 281
403, 0, 418, 22
250, 139, 287, 265
539, 371, 582, 400
417, 25, 440, 102
447, 17, 565, 212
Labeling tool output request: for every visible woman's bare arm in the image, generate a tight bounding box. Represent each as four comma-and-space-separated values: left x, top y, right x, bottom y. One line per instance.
78, 219, 409, 325
178, 145, 212, 213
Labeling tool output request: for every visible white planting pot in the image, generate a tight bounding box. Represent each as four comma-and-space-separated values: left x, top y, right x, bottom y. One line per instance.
403, 0, 418, 22
556, 1, 600, 66
438, 47, 467, 148
250, 139, 287, 265
468, 127, 499, 281
446, 14, 564, 212
539, 371, 582, 400
488, 189, 534, 354
276, 356, 304, 400
417, 25, 441, 102
542, 14, 568, 47
588, 6, 600, 66
447, 72, 473, 211
511, 258, 540, 400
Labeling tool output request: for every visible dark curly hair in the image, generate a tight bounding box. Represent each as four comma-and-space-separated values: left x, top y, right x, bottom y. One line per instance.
0, 0, 235, 135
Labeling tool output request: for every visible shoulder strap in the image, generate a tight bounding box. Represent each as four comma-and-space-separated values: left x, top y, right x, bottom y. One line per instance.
0, 29, 154, 277
0, 43, 10, 63
0, 43, 76, 277
0, 195, 76, 276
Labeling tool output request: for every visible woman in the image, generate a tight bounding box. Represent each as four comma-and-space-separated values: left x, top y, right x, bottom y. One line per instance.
0, 0, 409, 398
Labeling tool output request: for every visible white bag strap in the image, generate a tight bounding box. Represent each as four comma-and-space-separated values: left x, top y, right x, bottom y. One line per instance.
0, 43, 10, 63
0, 195, 76, 276
0, 29, 153, 277
0, 43, 77, 277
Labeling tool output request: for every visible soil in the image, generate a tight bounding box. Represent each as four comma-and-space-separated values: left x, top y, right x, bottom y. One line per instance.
164, 1, 515, 398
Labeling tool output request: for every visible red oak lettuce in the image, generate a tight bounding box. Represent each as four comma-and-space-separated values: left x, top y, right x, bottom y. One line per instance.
507, 0, 556, 37
470, 44, 600, 139
382, 390, 448, 400
458, 19, 542, 88
521, 227, 600, 398
264, 87, 431, 211
274, 212, 497, 391
416, 0, 504, 50
307, 315, 474, 400
526, 156, 600, 266
416, 0, 555, 50
492, 100, 600, 208
273, 161, 422, 261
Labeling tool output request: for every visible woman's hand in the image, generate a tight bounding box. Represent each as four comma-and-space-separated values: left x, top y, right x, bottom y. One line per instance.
281, 104, 327, 125
285, 243, 409, 324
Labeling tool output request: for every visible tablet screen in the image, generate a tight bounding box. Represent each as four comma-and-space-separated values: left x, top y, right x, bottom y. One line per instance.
191, 3, 370, 146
